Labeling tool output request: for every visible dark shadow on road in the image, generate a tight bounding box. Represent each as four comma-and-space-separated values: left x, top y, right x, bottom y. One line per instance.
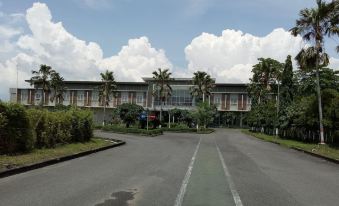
95, 190, 137, 206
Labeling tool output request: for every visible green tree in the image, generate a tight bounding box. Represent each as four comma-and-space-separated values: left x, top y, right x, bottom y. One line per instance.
290, 0, 339, 143
116, 103, 144, 128
190, 71, 214, 103
192, 102, 217, 129
50, 71, 66, 105
248, 58, 283, 105
152, 68, 172, 122
279, 55, 294, 127
30, 64, 55, 106
98, 70, 117, 126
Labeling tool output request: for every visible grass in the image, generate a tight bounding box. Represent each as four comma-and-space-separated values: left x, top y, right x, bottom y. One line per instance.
242, 129, 339, 161
0, 138, 114, 171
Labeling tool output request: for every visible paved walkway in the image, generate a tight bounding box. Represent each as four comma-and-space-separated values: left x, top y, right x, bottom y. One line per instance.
0, 129, 338, 206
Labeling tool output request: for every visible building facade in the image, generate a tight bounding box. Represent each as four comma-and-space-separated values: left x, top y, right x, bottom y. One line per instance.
10, 78, 251, 124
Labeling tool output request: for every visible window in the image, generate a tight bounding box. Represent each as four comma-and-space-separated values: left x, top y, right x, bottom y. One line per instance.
35, 93, 41, 100
136, 93, 143, 104
230, 95, 238, 106
247, 97, 251, 105
121, 93, 128, 103
214, 95, 221, 106
78, 94, 84, 101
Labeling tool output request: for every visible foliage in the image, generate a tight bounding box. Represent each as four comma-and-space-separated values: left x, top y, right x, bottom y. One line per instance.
169, 108, 194, 126
192, 102, 217, 128
152, 68, 172, 121
98, 70, 117, 125
162, 127, 214, 134
0, 103, 34, 154
0, 106, 94, 154
30, 64, 55, 105
190, 71, 214, 102
114, 103, 144, 128
50, 71, 66, 104
102, 125, 163, 136
248, 58, 283, 105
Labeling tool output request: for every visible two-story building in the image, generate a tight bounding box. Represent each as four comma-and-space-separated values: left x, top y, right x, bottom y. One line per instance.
10, 77, 251, 126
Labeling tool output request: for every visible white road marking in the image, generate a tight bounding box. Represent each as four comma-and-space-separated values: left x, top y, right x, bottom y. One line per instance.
216, 142, 244, 206
174, 137, 201, 206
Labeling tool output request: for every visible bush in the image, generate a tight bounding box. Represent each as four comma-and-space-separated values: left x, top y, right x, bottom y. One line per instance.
102, 125, 163, 136
0, 104, 94, 154
27, 108, 93, 149
0, 103, 34, 154
162, 127, 214, 134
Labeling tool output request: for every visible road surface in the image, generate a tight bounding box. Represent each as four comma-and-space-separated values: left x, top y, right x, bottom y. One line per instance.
0, 129, 338, 206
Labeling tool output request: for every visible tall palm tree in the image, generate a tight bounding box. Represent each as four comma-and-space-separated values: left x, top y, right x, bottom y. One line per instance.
98, 70, 117, 126
152, 68, 172, 122
190, 71, 214, 103
30, 64, 55, 106
290, 0, 339, 144
50, 71, 66, 105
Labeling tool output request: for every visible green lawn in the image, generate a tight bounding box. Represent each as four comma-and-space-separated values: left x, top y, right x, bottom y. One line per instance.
242, 130, 339, 161
0, 138, 115, 170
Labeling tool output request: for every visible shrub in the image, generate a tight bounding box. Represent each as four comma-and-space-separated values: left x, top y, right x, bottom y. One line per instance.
102, 125, 163, 136
0, 103, 34, 154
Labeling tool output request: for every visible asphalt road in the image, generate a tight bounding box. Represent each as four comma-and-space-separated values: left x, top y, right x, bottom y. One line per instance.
0, 129, 338, 206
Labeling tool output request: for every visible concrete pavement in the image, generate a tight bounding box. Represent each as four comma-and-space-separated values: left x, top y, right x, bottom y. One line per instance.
0, 129, 338, 206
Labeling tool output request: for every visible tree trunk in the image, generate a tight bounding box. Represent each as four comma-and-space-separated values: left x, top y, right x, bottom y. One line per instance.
202, 92, 205, 102
316, 40, 325, 144
160, 100, 163, 123
103, 96, 106, 126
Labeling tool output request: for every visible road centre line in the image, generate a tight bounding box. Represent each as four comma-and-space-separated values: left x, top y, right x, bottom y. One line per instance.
215, 140, 244, 206
174, 137, 202, 206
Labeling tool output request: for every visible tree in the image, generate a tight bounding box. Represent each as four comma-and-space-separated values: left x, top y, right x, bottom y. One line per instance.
50, 72, 66, 105
290, 0, 339, 144
192, 102, 217, 129
190, 71, 214, 103
115, 103, 144, 128
279, 55, 294, 125
30, 64, 55, 106
98, 70, 117, 126
248, 58, 283, 105
152, 68, 172, 122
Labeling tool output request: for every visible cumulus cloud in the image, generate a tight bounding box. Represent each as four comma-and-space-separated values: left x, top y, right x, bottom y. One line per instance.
99, 37, 172, 81
0, 2, 172, 100
184, 28, 307, 83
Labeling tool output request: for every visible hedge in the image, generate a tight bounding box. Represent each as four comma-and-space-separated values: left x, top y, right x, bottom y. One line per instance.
102, 125, 163, 136
0, 102, 93, 154
0, 103, 33, 154
162, 127, 214, 134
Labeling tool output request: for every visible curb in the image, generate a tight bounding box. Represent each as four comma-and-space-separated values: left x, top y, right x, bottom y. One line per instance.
0, 140, 126, 179
243, 132, 339, 165
291, 147, 339, 164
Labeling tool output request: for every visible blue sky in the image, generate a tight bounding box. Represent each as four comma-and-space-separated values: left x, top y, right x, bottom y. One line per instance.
0, 0, 338, 100
1, 0, 326, 66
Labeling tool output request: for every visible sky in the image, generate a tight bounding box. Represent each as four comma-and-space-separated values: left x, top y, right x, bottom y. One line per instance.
0, 0, 339, 100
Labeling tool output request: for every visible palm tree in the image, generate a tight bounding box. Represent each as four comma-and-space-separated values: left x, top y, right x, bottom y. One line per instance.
152, 68, 172, 122
50, 72, 66, 105
290, 0, 339, 144
30, 64, 55, 106
99, 70, 117, 126
190, 71, 214, 103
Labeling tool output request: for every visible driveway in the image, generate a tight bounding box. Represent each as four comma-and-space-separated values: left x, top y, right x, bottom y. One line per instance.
0, 129, 338, 206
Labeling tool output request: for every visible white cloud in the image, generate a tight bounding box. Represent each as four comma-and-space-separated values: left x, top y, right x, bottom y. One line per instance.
99, 37, 172, 81
330, 57, 339, 71
0, 2, 172, 100
184, 28, 306, 83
